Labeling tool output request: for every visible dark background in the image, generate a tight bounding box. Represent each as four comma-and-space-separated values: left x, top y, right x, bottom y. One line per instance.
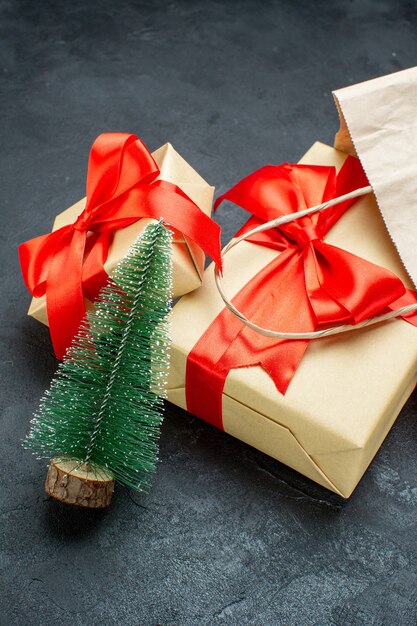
2, 1, 417, 624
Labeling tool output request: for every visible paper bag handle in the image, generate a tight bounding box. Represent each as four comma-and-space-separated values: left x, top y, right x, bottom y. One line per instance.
214, 186, 417, 340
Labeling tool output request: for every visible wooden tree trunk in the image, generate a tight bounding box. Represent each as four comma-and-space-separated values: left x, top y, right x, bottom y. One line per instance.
45, 458, 115, 508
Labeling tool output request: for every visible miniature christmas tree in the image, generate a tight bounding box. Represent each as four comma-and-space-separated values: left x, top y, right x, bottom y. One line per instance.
24, 221, 173, 508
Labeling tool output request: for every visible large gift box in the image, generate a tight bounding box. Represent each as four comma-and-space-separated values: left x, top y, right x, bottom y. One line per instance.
20, 133, 220, 359
167, 68, 417, 498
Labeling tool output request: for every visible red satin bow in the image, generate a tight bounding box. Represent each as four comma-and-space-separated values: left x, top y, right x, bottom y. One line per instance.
186, 157, 417, 430
19, 133, 222, 359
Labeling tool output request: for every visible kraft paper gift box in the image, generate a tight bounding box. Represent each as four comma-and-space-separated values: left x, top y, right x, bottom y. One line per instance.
27, 141, 215, 327
167, 67, 417, 498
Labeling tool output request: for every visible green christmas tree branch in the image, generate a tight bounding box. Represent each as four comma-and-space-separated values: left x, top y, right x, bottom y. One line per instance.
25, 221, 173, 491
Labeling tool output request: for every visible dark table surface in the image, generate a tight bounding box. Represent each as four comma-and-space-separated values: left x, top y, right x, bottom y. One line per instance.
2, 1, 417, 624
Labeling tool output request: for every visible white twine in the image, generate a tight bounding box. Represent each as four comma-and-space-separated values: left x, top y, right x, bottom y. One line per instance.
214, 185, 417, 340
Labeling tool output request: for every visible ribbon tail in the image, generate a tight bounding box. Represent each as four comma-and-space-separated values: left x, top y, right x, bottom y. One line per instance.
186, 250, 313, 428
46, 230, 87, 359
121, 181, 222, 269
217, 252, 315, 395
18, 229, 67, 298
82, 231, 112, 302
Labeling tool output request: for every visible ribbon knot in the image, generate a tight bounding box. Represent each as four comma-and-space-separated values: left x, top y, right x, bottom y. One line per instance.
73, 212, 92, 232
19, 132, 222, 359
288, 222, 321, 250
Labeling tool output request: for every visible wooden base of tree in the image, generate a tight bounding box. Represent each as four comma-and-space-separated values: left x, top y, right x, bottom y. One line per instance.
45, 458, 115, 508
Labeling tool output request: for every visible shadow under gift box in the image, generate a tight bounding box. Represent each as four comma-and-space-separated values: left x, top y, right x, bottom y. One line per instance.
28, 142, 214, 325
167, 142, 417, 499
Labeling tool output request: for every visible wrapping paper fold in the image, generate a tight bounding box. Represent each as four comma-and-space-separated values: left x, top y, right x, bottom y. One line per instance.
28, 142, 214, 326
168, 142, 417, 498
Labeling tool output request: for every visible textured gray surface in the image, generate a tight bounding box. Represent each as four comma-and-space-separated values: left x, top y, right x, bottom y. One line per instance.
1, 1, 417, 624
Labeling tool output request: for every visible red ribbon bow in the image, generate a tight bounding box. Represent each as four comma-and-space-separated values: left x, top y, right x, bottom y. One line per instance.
19, 133, 222, 359
186, 157, 417, 430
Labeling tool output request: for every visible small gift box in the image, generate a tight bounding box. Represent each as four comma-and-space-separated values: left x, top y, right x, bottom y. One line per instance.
167, 68, 417, 497
19, 133, 220, 359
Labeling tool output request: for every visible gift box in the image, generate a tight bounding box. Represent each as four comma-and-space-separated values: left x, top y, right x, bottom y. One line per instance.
20, 133, 220, 359
27, 141, 214, 324
167, 69, 417, 498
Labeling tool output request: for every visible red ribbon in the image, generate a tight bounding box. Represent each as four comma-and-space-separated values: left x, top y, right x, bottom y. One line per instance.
19, 133, 222, 359
186, 157, 417, 430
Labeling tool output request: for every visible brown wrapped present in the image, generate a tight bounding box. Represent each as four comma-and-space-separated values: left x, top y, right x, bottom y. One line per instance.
20, 133, 219, 358
167, 68, 417, 497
